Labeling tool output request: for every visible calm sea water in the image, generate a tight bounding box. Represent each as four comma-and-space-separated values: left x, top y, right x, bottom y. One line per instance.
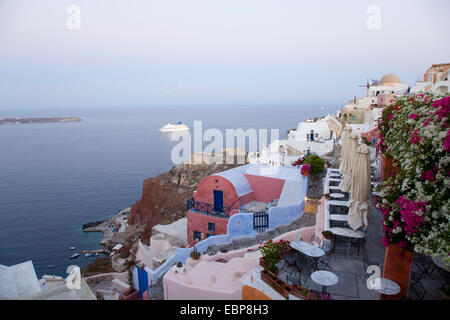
0, 104, 337, 277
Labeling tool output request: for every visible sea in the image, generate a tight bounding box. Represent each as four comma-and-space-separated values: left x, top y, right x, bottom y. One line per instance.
0, 104, 338, 277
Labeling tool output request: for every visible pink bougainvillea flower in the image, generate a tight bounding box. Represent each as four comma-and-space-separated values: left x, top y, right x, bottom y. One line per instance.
396, 196, 427, 237
444, 130, 450, 152
420, 170, 435, 181
409, 130, 421, 144
409, 114, 418, 120
424, 118, 431, 127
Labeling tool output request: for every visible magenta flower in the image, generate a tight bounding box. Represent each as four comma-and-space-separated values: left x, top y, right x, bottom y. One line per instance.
420, 170, 435, 181
396, 196, 427, 236
444, 130, 450, 152
409, 114, 418, 120
424, 118, 431, 127
409, 130, 421, 144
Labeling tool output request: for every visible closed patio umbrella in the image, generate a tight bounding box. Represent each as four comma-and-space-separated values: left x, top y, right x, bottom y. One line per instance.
348, 144, 371, 231
338, 126, 353, 174
339, 132, 359, 192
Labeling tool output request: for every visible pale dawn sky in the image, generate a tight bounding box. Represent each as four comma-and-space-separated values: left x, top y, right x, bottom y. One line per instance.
0, 0, 449, 109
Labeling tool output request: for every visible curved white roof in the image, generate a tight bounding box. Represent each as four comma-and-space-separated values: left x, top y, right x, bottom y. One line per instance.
214, 164, 302, 197
245, 164, 302, 182
213, 164, 253, 196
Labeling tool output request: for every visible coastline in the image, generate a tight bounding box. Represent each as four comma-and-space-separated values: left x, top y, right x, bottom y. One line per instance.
0, 117, 82, 125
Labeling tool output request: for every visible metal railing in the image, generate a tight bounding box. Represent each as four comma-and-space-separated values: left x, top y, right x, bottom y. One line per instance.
186, 197, 241, 217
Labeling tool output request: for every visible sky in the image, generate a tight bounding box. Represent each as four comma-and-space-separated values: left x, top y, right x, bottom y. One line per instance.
0, 0, 449, 109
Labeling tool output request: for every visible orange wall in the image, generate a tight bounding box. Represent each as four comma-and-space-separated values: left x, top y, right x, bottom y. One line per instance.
195, 175, 239, 208
244, 174, 285, 203
187, 210, 229, 246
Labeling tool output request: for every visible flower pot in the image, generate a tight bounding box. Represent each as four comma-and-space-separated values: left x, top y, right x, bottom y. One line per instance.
381, 243, 414, 300
260, 270, 289, 298
142, 289, 151, 300
437, 289, 450, 300
381, 155, 400, 181
259, 259, 279, 275
119, 287, 140, 300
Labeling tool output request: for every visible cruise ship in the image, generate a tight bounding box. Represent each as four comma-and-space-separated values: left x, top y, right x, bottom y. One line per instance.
159, 122, 190, 132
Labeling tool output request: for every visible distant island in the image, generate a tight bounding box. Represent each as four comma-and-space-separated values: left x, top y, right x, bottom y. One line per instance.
0, 117, 82, 125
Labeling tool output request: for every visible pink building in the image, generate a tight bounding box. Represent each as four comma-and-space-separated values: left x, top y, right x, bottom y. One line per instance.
377, 93, 395, 107
186, 164, 299, 246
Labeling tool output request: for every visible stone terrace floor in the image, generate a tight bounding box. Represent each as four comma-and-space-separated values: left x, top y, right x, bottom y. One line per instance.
278, 192, 448, 300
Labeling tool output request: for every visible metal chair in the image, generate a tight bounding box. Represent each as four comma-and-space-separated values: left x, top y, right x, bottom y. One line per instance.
310, 234, 333, 270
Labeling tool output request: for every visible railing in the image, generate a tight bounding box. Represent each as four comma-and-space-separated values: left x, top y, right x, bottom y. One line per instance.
186, 197, 241, 217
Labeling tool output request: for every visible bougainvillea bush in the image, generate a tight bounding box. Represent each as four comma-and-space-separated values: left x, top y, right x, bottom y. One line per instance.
375, 93, 450, 267
292, 154, 324, 174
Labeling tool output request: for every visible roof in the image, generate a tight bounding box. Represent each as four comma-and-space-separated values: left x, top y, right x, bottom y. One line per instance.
245, 164, 302, 182
213, 164, 254, 196
213, 164, 302, 196
380, 73, 401, 84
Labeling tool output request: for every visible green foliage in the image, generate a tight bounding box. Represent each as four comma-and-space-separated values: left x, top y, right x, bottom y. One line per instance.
300, 154, 325, 174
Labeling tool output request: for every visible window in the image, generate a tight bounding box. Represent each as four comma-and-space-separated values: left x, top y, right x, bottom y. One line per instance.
193, 231, 201, 241
208, 222, 215, 233
207, 234, 215, 238
351, 115, 356, 121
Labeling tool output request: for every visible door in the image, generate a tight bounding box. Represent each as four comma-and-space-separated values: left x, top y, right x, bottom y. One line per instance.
137, 267, 148, 300
213, 190, 223, 212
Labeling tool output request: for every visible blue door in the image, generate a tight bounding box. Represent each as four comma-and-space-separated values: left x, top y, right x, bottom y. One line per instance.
213, 190, 223, 212
137, 267, 148, 300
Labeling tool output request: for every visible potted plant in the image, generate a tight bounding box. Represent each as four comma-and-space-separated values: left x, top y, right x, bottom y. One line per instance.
259, 240, 283, 275
190, 246, 201, 260
290, 284, 331, 300
375, 94, 450, 299
119, 286, 140, 300
293, 154, 325, 174
259, 269, 290, 298
300, 164, 311, 177
322, 230, 332, 240
438, 286, 450, 300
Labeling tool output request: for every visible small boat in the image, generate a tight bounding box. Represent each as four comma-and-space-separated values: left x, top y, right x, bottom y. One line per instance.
69, 247, 76, 250
70, 253, 80, 259
95, 253, 99, 257
85, 253, 91, 258
159, 122, 189, 133
48, 265, 55, 269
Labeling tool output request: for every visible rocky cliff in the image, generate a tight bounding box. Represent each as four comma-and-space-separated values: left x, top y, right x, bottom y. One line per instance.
129, 151, 246, 244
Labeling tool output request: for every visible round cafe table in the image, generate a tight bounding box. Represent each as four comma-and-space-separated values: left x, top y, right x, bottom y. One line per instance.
369, 277, 400, 296
290, 240, 325, 273
311, 270, 338, 293
290, 240, 325, 258
330, 193, 345, 198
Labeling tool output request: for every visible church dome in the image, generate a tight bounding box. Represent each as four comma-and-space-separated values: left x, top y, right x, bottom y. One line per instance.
380, 73, 402, 84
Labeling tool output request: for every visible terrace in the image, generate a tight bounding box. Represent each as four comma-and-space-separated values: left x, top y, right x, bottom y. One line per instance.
245, 169, 449, 300
186, 197, 242, 218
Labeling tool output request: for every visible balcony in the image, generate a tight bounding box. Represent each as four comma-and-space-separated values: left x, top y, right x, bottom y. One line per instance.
186, 197, 241, 218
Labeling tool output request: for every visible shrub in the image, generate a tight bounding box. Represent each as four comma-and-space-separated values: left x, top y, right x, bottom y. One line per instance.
375, 94, 450, 268
293, 154, 324, 174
